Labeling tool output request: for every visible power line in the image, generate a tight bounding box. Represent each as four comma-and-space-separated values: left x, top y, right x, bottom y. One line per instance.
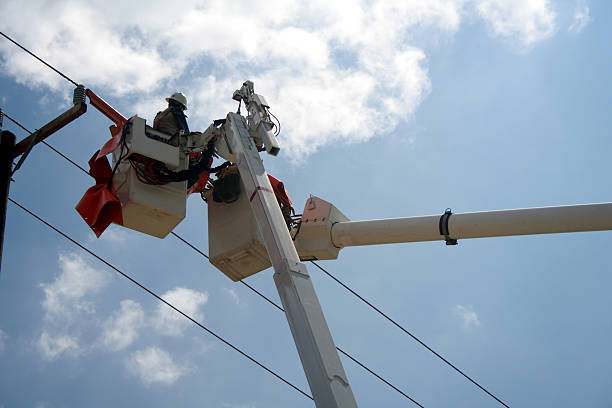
169, 232, 285, 313
310, 261, 510, 408
2, 115, 424, 406
0, 35, 504, 405
2, 113, 425, 406
337, 346, 423, 408
2, 111, 90, 175
0, 31, 79, 87
7, 197, 314, 401
169, 233, 424, 406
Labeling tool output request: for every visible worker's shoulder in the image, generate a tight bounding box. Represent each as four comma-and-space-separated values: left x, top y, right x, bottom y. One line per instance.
154, 108, 168, 117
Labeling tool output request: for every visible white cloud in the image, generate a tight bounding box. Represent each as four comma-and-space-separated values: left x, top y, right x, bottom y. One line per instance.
223, 288, 240, 305
101, 300, 145, 351
0, 329, 7, 353
569, 3, 591, 33
36, 330, 80, 360
154, 287, 208, 336
126, 346, 187, 386
452, 304, 481, 328
0, 1, 174, 94
35, 253, 111, 361
40, 253, 110, 323
0, 0, 559, 161
475, 0, 556, 47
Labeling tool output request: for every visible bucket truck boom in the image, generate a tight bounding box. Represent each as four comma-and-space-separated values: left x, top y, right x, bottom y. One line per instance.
292, 197, 612, 260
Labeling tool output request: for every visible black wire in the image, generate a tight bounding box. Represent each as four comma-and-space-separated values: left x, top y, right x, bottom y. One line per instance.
169, 232, 287, 313
0, 31, 79, 87
336, 346, 424, 408
169, 232, 423, 406
7, 197, 313, 401
42, 141, 90, 175
3, 112, 32, 134
2, 112, 90, 175
310, 261, 510, 408
0, 42, 493, 404
2, 119, 312, 399
176, 223, 506, 407
4, 112, 427, 406
268, 109, 281, 137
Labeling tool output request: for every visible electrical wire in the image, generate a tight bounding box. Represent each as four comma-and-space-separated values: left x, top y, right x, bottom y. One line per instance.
3, 114, 424, 406
7, 197, 314, 401
169, 233, 424, 407
2, 112, 90, 175
0, 31, 79, 87
310, 261, 510, 408
169, 232, 285, 313
336, 346, 423, 408
0, 33, 506, 406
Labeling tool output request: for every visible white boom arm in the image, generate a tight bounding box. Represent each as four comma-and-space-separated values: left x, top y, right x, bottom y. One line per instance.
293, 198, 612, 260
334, 202, 612, 247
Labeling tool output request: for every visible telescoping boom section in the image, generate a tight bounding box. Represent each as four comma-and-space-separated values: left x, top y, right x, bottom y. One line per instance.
291, 197, 612, 261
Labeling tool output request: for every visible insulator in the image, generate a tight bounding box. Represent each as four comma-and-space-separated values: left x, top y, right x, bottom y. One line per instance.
73, 84, 86, 105
0, 108, 3, 129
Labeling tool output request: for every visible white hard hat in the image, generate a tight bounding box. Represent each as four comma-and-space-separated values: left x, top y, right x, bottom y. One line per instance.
166, 92, 188, 109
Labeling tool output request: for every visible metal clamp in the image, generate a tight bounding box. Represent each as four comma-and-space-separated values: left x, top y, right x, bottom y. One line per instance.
439, 208, 458, 246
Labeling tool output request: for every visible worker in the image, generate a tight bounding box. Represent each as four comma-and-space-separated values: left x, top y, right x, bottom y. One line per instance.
153, 92, 192, 144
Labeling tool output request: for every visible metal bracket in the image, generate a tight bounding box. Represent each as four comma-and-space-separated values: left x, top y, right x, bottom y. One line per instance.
439, 208, 458, 245
10, 128, 37, 176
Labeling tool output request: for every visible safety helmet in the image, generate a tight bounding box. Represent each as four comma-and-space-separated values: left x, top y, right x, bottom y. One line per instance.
166, 92, 188, 110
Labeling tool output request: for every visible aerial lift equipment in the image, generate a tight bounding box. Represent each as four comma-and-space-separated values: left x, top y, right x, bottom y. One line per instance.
76, 81, 612, 408
76, 82, 359, 407
8, 81, 611, 408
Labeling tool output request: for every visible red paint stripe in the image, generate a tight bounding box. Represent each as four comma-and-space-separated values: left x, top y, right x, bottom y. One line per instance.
250, 186, 274, 201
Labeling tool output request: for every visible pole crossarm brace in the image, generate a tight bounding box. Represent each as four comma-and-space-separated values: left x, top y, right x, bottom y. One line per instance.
331, 202, 612, 248
11, 102, 87, 159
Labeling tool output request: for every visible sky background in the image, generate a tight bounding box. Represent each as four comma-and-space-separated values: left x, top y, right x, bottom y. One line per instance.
1, 0, 611, 407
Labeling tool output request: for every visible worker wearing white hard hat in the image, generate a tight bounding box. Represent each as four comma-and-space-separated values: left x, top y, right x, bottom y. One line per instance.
153, 92, 191, 141
166, 92, 188, 110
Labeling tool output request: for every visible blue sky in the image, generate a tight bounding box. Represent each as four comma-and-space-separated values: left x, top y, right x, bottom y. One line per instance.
1, 0, 611, 407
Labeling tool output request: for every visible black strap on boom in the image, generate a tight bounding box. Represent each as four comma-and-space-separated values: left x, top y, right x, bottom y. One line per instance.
439, 208, 458, 246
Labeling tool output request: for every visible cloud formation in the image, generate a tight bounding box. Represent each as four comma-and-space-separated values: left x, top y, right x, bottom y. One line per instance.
569, 3, 591, 33
126, 346, 187, 386
37, 330, 80, 360
154, 287, 208, 336
475, 0, 556, 47
0, 0, 559, 160
101, 299, 145, 351
452, 304, 481, 328
35, 253, 110, 359
223, 288, 240, 305
40, 253, 110, 323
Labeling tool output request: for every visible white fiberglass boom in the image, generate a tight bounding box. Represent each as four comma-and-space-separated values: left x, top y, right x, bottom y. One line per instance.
293, 198, 612, 260
333, 202, 612, 247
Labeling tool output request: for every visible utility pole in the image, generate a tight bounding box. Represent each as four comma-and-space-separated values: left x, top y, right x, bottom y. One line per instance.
224, 112, 358, 407
0, 114, 16, 271
0, 88, 87, 272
